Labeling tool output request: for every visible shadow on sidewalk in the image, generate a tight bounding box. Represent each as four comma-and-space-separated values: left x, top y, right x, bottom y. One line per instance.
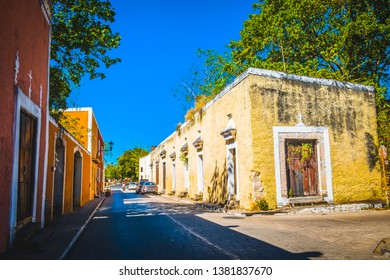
0, 197, 105, 260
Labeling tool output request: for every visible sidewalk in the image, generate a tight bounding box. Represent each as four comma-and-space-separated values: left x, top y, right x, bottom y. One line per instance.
1, 193, 386, 260
0, 196, 105, 260
160, 194, 385, 216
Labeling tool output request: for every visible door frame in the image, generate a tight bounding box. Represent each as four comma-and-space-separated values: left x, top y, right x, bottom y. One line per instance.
273, 126, 333, 206
10, 88, 42, 244
285, 139, 319, 197
73, 150, 83, 210
53, 137, 65, 219
226, 142, 239, 201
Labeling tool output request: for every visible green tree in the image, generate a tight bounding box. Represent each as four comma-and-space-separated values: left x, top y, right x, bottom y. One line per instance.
229, 0, 390, 87
50, 0, 121, 118
117, 148, 149, 181
105, 163, 122, 182
177, 0, 390, 147
172, 49, 236, 110
230, 0, 390, 154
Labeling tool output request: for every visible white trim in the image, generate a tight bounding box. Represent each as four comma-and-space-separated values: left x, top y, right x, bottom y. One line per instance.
10, 88, 42, 245
226, 142, 239, 201
64, 107, 94, 152
184, 163, 189, 191
172, 162, 176, 191
40, 0, 52, 25
273, 126, 333, 207
197, 151, 204, 193
41, 25, 52, 228
323, 128, 334, 201
87, 109, 93, 152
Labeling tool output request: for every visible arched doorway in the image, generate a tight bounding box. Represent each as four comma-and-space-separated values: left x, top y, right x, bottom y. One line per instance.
53, 138, 65, 219
73, 151, 82, 209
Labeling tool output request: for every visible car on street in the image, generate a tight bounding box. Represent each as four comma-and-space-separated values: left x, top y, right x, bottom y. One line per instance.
136, 180, 148, 194
127, 182, 137, 191
141, 181, 158, 195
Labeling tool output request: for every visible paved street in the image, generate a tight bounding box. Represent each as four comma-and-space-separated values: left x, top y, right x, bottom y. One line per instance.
66, 186, 390, 260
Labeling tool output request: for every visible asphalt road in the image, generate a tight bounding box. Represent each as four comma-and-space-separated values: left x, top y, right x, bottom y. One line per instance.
66, 186, 390, 260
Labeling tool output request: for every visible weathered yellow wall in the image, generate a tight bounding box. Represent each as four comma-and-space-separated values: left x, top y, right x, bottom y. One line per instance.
150, 77, 255, 208
248, 73, 382, 208
147, 69, 382, 210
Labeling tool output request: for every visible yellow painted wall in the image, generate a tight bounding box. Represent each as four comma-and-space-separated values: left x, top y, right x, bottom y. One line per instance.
61, 110, 90, 150
150, 77, 255, 207
248, 73, 382, 208
146, 69, 383, 210
63, 109, 105, 199
46, 119, 92, 222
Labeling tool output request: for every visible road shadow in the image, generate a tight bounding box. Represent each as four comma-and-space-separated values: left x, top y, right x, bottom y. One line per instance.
77, 193, 323, 260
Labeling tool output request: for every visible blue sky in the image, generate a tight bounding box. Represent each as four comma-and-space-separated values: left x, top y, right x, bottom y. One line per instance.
68, 0, 257, 163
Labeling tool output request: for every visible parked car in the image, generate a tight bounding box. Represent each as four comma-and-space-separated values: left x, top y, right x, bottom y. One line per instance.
127, 182, 137, 191
141, 181, 158, 195
136, 180, 148, 194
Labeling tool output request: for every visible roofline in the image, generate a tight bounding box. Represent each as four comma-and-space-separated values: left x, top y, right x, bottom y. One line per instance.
147, 67, 376, 155
246, 68, 375, 92
48, 115, 90, 155
65, 107, 105, 151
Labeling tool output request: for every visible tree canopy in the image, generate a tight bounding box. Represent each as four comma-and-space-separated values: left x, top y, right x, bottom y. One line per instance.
105, 163, 122, 182
174, 0, 390, 146
50, 0, 121, 118
105, 148, 149, 182
229, 0, 390, 87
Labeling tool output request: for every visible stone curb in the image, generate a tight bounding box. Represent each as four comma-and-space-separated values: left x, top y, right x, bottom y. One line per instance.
161, 195, 385, 217
59, 197, 106, 260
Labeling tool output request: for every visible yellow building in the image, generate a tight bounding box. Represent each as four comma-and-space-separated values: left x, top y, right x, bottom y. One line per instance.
141, 68, 383, 210
63, 108, 106, 198
45, 108, 105, 222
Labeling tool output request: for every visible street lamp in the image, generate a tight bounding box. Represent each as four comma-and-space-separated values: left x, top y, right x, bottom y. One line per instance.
103, 141, 114, 152
94, 141, 114, 163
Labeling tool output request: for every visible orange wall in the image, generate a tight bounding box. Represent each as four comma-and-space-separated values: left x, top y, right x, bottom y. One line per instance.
63, 109, 105, 198
46, 120, 92, 222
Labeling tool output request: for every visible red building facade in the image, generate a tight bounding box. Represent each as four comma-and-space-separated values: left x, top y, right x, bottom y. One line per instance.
0, 0, 52, 253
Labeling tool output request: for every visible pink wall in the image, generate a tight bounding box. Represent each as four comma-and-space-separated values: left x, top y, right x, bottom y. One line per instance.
0, 0, 51, 253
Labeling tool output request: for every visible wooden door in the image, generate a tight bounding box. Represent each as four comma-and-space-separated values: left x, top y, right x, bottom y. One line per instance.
155, 162, 159, 184
17, 110, 37, 224
286, 140, 318, 197
73, 151, 82, 209
53, 138, 65, 219
162, 162, 166, 190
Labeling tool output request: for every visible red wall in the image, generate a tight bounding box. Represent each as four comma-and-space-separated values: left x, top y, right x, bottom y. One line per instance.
0, 0, 51, 253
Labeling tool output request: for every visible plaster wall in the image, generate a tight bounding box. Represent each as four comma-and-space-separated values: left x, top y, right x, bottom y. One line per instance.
248, 73, 381, 208
0, 0, 51, 252
144, 68, 382, 210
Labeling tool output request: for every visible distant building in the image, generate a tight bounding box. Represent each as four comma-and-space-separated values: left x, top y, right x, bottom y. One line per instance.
140, 68, 383, 209
139, 154, 151, 181
0, 0, 52, 253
